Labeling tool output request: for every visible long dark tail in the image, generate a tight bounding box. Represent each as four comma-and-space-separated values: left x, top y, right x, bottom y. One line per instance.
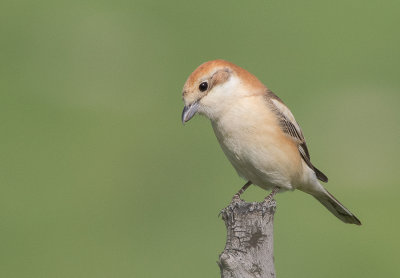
314, 190, 361, 225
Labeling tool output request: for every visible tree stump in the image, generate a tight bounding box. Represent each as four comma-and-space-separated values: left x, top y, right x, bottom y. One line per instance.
218, 196, 276, 278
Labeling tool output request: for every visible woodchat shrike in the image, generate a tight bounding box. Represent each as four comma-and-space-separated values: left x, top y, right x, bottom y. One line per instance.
181, 60, 361, 225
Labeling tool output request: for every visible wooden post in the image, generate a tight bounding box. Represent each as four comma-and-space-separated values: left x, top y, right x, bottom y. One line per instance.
218, 196, 276, 278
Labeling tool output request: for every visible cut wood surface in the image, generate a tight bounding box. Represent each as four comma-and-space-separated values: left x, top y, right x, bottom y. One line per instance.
218, 197, 276, 278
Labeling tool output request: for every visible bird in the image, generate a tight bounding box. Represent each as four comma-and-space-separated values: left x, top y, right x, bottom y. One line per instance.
181, 59, 361, 225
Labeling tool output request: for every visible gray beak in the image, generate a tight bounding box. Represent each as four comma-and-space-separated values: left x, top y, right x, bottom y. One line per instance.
181, 101, 199, 123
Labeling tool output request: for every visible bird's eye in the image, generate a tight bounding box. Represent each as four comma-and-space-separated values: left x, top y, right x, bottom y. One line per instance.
199, 82, 208, 92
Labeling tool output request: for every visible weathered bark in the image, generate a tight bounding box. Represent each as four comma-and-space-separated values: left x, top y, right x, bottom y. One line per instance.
218, 196, 276, 278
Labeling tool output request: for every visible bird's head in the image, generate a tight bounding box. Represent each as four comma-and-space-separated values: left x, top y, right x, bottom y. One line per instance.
181, 59, 265, 123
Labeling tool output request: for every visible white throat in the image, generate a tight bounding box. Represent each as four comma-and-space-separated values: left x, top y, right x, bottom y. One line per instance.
198, 75, 244, 121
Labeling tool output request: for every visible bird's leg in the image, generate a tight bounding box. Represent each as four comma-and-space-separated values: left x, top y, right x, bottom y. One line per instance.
233, 181, 252, 200
264, 187, 280, 203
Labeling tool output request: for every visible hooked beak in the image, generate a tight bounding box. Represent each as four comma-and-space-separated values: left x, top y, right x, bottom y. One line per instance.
181, 101, 199, 124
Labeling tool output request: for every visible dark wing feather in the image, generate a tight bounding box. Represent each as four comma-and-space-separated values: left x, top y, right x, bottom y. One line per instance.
265, 90, 328, 183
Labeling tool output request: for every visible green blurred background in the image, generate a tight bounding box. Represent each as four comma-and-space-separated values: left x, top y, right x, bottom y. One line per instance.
1, 0, 399, 277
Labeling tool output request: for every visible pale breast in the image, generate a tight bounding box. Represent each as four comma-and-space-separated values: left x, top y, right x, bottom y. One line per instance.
211, 96, 303, 191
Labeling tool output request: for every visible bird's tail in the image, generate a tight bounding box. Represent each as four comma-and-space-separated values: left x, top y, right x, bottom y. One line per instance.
313, 190, 361, 225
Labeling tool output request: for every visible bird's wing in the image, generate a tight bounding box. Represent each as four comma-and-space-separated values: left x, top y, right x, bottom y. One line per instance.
265, 90, 328, 182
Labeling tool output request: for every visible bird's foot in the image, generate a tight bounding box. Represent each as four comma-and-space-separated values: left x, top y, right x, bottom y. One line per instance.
232, 193, 242, 202
233, 181, 252, 201
264, 187, 280, 203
